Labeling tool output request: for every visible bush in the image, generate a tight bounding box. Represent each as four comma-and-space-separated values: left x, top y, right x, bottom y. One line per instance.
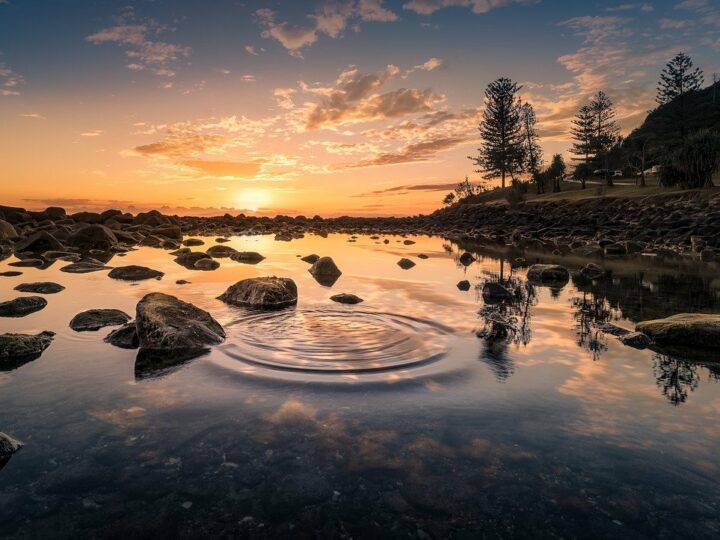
658, 160, 684, 187
672, 130, 720, 188
573, 162, 593, 181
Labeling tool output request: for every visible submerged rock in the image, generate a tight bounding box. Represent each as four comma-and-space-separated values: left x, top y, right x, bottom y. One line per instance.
230, 251, 266, 264
330, 293, 364, 304
136, 292, 225, 351
104, 322, 140, 349
13, 282, 65, 294
636, 314, 720, 350
60, 261, 111, 273
0, 432, 23, 457
0, 331, 55, 365
0, 296, 47, 317
397, 258, 415, 270
218, 277, 298, 309
69, 309, 131, 331
108, 265, 164, 281
527, 264, 570, 286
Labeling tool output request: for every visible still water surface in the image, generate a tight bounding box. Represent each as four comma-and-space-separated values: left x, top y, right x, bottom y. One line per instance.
1, 234, 719, 538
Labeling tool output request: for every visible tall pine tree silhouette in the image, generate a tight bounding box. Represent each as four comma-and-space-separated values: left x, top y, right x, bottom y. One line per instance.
570, 104, 594, 189
657, 52, 704, 141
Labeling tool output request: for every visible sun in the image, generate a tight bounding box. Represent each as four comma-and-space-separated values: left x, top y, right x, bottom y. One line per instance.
236, 189, 271, 213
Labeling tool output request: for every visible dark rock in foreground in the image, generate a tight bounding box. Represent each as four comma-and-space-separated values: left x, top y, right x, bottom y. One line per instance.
309, 257, 342, 286
397, 258, 415, 270
230, 252, 266, 264
620, 331, 652, 349
0, 432, 23, 457
108, 265, 164, 281
136, 292, 225, 351
527, 264, 570, 286
206, 245, 238, 258
0, 296, 48, 317
301, 254, 320, 264
0, 271, 22, 277
67, 224, 118, 251
14, 282, 65, 294
457, 280, 471, 291
8, 258, 45, 268
330, 293, 364, 304
13, 231, 64, 253
0, 331, 55, 363
104, 322, 140, 349
60, 261, 111, 273
636, 314, 720, 350
69, 309, 131, 331
459, 252, 475, 266
218, 277, 298, 309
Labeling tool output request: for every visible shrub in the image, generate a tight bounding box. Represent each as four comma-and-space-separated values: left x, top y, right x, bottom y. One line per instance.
672, 130, 720, 188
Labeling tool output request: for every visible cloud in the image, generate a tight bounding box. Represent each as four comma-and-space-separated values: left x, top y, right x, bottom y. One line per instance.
402, 0, 536, 16
354, 181, 465, 196
241, 74, 257, 82
659, 18, 691, 29
245, 45, 260, 55
273, 87, 296, 109
181, 160, 265, 178
0, 62, 23, 95
357, 0, 399, 21
132, 133, 229, 158
80, 130, 105, 137
86, 13, 190, 77
347, 135, 470, 168
20, 112, 44, 119
606, 3, 654, 12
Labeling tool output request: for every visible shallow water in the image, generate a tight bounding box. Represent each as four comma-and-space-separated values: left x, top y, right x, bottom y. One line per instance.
1, 233, 720, 538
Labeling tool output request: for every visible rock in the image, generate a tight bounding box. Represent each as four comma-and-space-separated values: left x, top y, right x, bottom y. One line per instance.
182, 238, 205, 247
153, 225, 182, 240
482, 282, 513, 302
67, 225, 118, 251
13, 282, 65, 294
0, 432, 23, 457
218, 277, 298, 309
104, 323, 139, 349
206, 245, 238, 258
620, 331, 652, 349
42, 250, 80, 261
0, 331, 54, 362
174, 251, 211, 269
69, 309, 131, 331
417, 254, 429, 259
636, 314, 720, 350
0, 271, 22, 277
580, 263, 606, 279
0, 296, 47, 317
135, 292, 225, 350
403, 240, 416, 245
459, 252, 475, 266
108, 265, 164, 281
0, 219, 18, 240
595, 323, 630, 337
13, 231, 64, 253
309, 257, 342, 285
457, 280, 471, 291
60, 261, 111, 273
301, 254, 320, 264
397, 258, 415, 269
194, 258, 220, 270
527, 264, 570, 286
215, 237, 230, 243
230, 252, 266, 264
604, 243, 626, 256
700, 248, 715, 262
330, 293, 364, 304
8, 258, 44, 268
176, 279, 190, 285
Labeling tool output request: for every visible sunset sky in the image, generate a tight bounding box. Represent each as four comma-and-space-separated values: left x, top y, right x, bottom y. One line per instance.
1, 0, 719, 216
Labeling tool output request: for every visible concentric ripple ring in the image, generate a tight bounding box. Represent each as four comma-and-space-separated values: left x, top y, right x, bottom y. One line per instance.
218, 308, 452, 374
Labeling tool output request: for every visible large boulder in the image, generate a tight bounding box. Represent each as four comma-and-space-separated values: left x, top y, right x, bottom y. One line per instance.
0, 219, 18, 240
636, 314, 720, 350
108, 265, 164, 281
0, 331, 54, 361
206, 245, 238, 258
69, 308, 131, 331
136, 293, 225, 350
527, 264, 570, 286
218, 277, 298, 309
309, 257, 342, 286
13, 231, 64, 253
67, 225, 117, 251
0, 296, 47, 317
153, 225, 182, 241
13, 282, 65, 294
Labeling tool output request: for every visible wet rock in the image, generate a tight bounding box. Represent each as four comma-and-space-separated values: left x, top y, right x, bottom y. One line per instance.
274, 232, 292, 242
194, 258, 220, 270
135, 292, 225, 351
417, 254, 429, 259
69, 308, 131, 331
174, 251, 211, 269
0, 271, 22, 277
457, 280, 471, 291
330, 293, 364, 304
604, 243, 626, 256
482, 282, 513, 302
176, 279, 190, 285
636, 314, 720, 350
13, 231, 64, 253
301, 254, 320, 264
60, 261, 111, 273
309, 257, 342, 285
403, 239, 416, 245
459, 252, 476, 266
67, 225, 118, 251
0, 331, 55, 364
0, 296, 47, 317
206, 245, 238, 258
580, 263, 606, 280
527, 264, 570, 286
620, 331, 652, 349
215, 237, 230, 243
230, 251, 266, 264
13, 282, 65, 294
8, 258, 44, 268
153, 225, 183, 241
218, 277, 298, 309
0, 219, 18, 240
42, 250, 80, 262
0, 432, 23, 457
595, 323, 630, 337
397, 258, 415, 270
182, 238, 205, 247
104, 322, 139, 349
108, 265, 164, 281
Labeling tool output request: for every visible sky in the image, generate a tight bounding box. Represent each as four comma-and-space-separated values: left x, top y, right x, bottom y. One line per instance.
0, 0, 719, 217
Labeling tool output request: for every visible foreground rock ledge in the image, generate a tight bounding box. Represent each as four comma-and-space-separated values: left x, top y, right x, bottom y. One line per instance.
136, 292, 225, 350
0, 432, 23, 457
636, 314, 720, 350
218, 277, 298, 309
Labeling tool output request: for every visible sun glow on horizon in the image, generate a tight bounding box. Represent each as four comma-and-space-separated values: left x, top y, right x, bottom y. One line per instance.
236, 189, 271, 213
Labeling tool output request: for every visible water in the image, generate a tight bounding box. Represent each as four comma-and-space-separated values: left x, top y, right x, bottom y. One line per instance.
1, 233, 719, 538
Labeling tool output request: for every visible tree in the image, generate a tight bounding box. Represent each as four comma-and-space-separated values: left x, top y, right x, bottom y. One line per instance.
657, 52, 704, 140
471, 77, 526, 189
442, 192, 455, 205
520, 102, 544, 193
627, 136, 648, 187
546, 154, 566, 193
590, 91, 620, 186
570, 104, 594, 189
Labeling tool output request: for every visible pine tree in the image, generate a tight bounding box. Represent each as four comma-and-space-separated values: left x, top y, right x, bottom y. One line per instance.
590, 91, 620, 186
570, 104, 594, 189
471, 77, 526, 189
520, 102, 544, 193
656, 52, 704, 140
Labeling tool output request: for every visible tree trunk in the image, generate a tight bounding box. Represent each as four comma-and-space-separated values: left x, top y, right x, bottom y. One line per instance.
501, 171, 506, 190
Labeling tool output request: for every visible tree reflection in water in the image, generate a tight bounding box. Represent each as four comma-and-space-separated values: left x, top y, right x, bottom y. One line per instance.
652, 354, 700, 406
571, 292, 614, 361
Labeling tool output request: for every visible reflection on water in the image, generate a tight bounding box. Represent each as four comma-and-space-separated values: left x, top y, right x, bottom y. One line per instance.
1, 233, 720, 537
